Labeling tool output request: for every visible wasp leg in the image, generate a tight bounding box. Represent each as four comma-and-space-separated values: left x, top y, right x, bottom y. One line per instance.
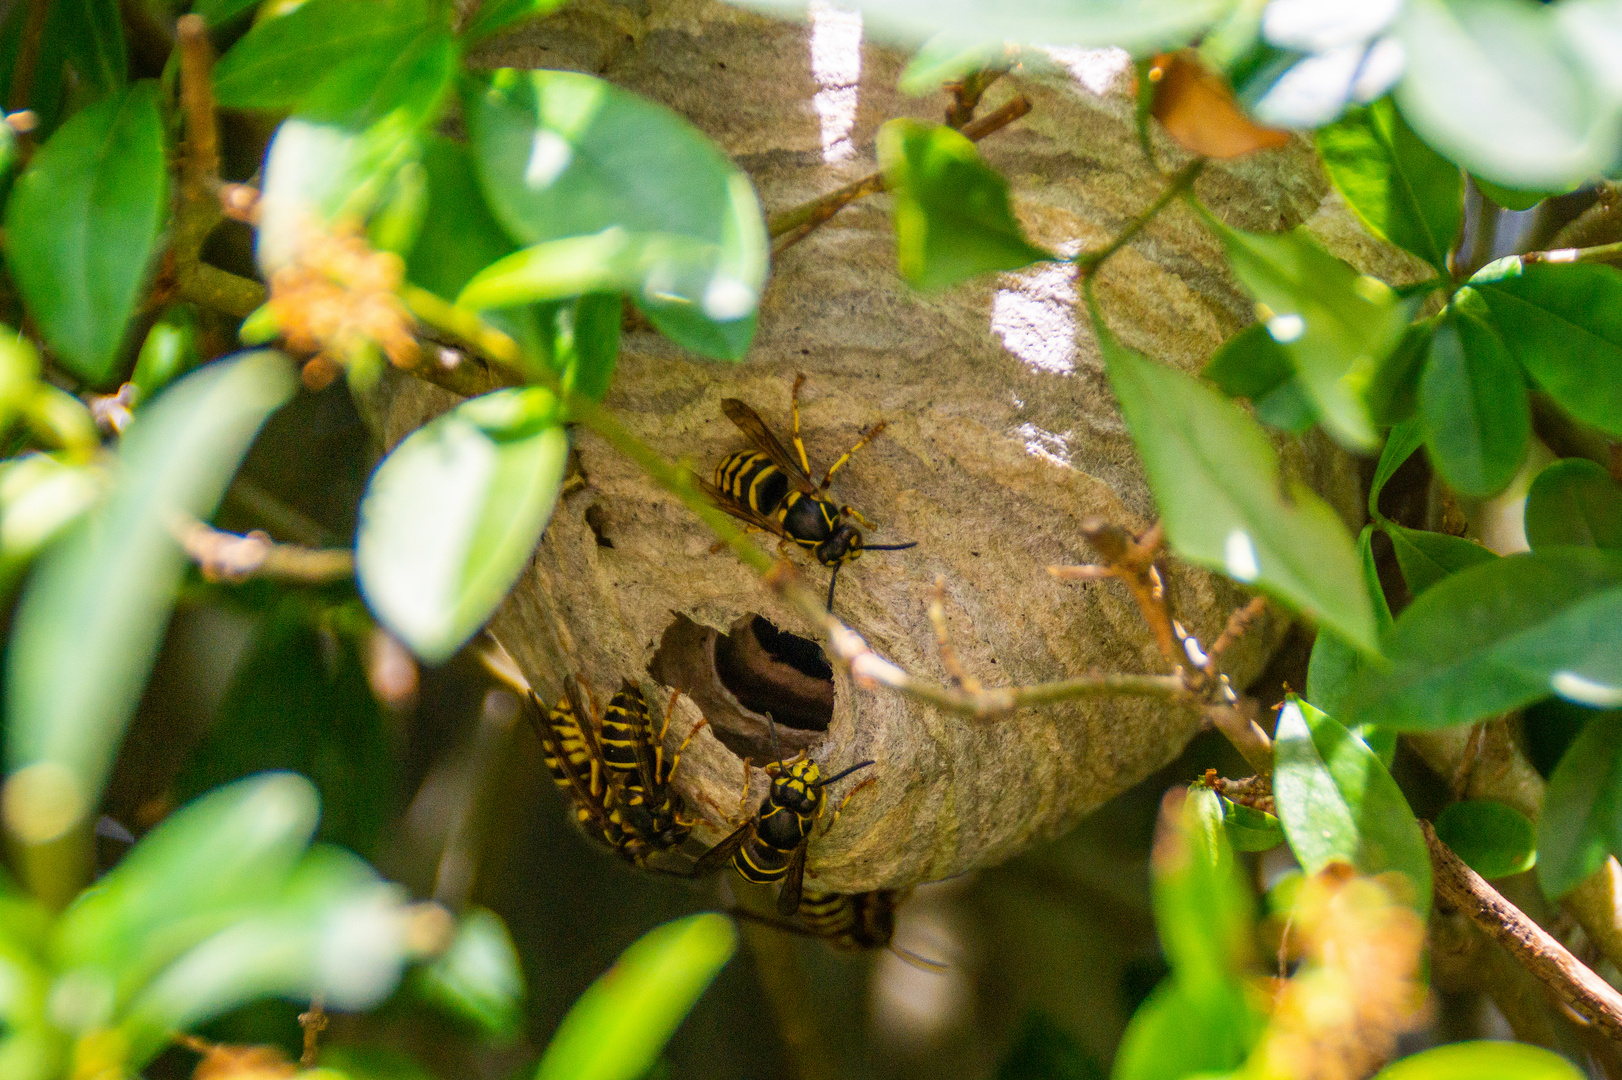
820, 420, 888, 490
841, 505, 878, 530
667, 719, 708, 783
822, 776, 878, 836
733, 757, 755, 821
790, 372, 814, 477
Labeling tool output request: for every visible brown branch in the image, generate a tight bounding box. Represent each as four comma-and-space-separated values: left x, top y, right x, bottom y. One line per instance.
1051, 519, 1177, 662
768, 95, 1032, 254
179, 519, 354, 584
927, 575, 980, 692
944, 67, 1007, 129
1204, 596, 1267, 677
298, 1001, 327, 1068
1423, 820, 1622, 1045
176, 16, 219, 205
7, 0, 50, 113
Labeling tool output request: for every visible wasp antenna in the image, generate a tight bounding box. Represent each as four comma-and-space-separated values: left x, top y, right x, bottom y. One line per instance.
866, 541, 919, 551
813, 759, 875, 788
825, 562, 840, 610
889, 942, 949, 974
766, 710, 780, 760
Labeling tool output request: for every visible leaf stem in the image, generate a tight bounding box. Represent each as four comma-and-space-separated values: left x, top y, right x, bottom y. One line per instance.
1522, 238, 1622, 266
1074, 156, 1206, 276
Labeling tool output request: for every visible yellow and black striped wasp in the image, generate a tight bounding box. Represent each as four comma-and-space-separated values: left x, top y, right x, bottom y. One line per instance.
700, 375, 917, 610
735, 889, 946, 972
693, 752, 875, 916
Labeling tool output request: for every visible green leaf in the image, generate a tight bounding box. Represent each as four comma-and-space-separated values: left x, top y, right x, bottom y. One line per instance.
212, 0, 432, 110
318, 1046, 438, 1080
1473, 176, 1555, 212
1153, 789, 1253, 994
1525, 458, 1622, 551
357, 387, 569, 663
411, 907, 525, 1039
1200, 322, 1315, 434
1219, 796, 1285, 853
58, 0, 125, 99
1473, 259, 1622, 436
536, 913, 737, 1080
462, 0, 568, 43
52, 773, 319, 1006
876, 118, 1052, 290
1374, 1041, 1584, 1080
1111, 977, 1257, 1080
1205, 214, 1409, 452
130, 305, 202, 405
1272, 698, 1432, 913
4, 82, 167, 387
298, 25, 458, 133
0, 454, 103, 596
1418, 306, 1529, 498
1306, 529, 1395, 759
1393, 0, 1617, 191
1538, 715, 1622, 899
1366, 316, 1438, 428
1435, 800, 1536, 880
1089, 292, 1377, 654
898, 35, 1007, 97
1384, 523, 1497, 597
176, 602, 392, 857
193, 0, 262, 26
1347, 548, 1622, 729
1369, 417, 1423, 519
5, 353, 296, 828
465, 69, 766, 361
1316, 98, 1463, 275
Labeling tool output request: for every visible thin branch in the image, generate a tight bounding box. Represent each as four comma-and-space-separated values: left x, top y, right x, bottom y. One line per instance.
1075, 156, 1206, 276
176, 16, 219, 205
222, 477, 341, 547
767, 95, 1033, 254
1204, 595, 1267, 677
1423, 820, 1622, 1045
297, 1001, 327, 1068
179, 519, 354, 584
1522, 238, 1622, 266
1051, 519, 1177, 661
927, 575, 980, 692
944, 67, 1007, 129
1205, 703, 1274, 777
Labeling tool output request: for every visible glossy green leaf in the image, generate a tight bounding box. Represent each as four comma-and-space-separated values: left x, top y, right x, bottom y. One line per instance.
1273, 698, 1432, 913
1374, 1040, 1584, 1080
465, 69, 766, 361
1153, 789, 1253, 993
1347, 548, 1622, 728
357, 388, 569, 663
536, 913, 737, 1080
1206, 215, 1408, 452
1435, 799, 1536, 880
59, 0, 125, 98
4, 82, 166, 387
213, 0, 433, 110
130, 305, 202, 405
1369, 417, 1423, 520
1394, 0, 1617, 190
1200, 322, 1314, 434
1538, 716, 1622, 899
1473, 259, 1622, 436
411, 907, 525, 1039
53, 773, 319, 1005
1307, 529, 1397, 764
1525, 458, 1622, 551
5, 353, 297, 828
0, 454, 103, 595
1384, 523, 1497, 597
1317, 98, 1462, 274
299, 25, 457, 133
1219, 795, 1285, 853
1111, 977, 1257, 1080
1090, 293, 1377, 654
1419, 307, 1529, 498
876, 118, 1052, 290
177, 603, 392, 857
463, 0, 569, 43
1366, 316, 1438, 428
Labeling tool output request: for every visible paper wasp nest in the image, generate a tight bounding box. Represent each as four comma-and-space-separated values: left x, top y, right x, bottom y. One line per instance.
374, 1, 1430, 892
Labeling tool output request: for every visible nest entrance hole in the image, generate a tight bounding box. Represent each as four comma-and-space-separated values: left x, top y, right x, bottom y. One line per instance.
649, 614, 833, 762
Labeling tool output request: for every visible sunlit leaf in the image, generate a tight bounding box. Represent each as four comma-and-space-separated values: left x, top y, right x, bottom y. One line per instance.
0, 454, 103, 595
1153, 789, 1254, 994
1384, 523, 1497, 597
1368, 417, 1423, 519
1525, 458, 1622, 551
1418, 306, 1528, 498
130, 305, 202, 405
1111, 977, 1257, 1080
1219, 795, 1285, 853
535, 913, 737, 1080
4, 82, 166, 387
1089, 292, 1377, 653
1201, 322, 1315, 433
897, 35, 1007, 97
463, 0, 569, 43
1374, 1040, 1584, 1080
298, 25, 458, 133
1316, 98, 1462, 274
1538, 716, 1622, 900
1346, 548, 1622, 728
1272, 698, 1432, 912
5, 354, 296, 832
1304, 526, 1396, 763
411, 907, 525, 1039
1434, 800, 1536, 880
357, 388, 569, 663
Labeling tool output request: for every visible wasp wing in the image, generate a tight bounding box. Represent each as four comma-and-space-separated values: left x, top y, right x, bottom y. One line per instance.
698, 476, 797, 543
692, 820, 754, 876
776, 839, 810, 916
527, 691, 617, 841
618, 680, 666, 796
720, 398, 819, 495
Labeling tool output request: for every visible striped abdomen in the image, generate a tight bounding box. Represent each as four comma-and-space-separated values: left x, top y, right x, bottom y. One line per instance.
734, 796, 815, 884
714, 451, 836, 548
600, 682, 691, 853
798, 891, 898, 951
542, 700, 621, 845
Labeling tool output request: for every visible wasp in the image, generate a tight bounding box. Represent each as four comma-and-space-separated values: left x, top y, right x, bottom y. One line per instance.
701, 374, 917, 610
693, 753, 875, 916
745, 890, 947, 972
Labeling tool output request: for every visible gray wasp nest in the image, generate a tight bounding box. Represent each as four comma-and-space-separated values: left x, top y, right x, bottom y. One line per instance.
374, 0, 1430, 893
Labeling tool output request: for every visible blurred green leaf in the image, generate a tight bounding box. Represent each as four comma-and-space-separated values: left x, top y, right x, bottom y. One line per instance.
4, 82, 166, 387
357, 387, 569, 663
59, 0, 125, 99
1394, 0, 1617, 190
1273, 698, 1432, 913
995, 1014, 1102, 1080
1205, 214, 1408, 452
465, 69, 767, 360
1369, 417, 1423, 519
535, 912, 737, 1080
1219, 796, 1284, 853
1418, 306, 1528, 498
1384, 523, 1497, 597
319, 1045, 438, 1080
0, 925, 56, 1080
898, 35, 1006, 97
1089, 292, 1377, 654
1153, 789, 1254, 994
193, 0, 261, 26
1347, 549, 1622, 728
1316, 98, 1462, 275
6, 353, 296, 828
213, 0, 433, 110
875, 118, 1052, 290
1435, 799, 1536, 880
0, 454, 103, 595
176, 602, 392, 857
463, 0, 569, 43
1111, 977, 1256, 1080
411, 907, 524, 1039
1473, 259, 1622, 436
1538, 715, 1622, 900
255, 120, 410, 275
0, 3, 70, 133
1473, 177, 1553, 212
1200, 323, 1315, 434
298, 25, 458, 132
130, 305, 202, 405
1366, 316, 1438, 428
1375, 1040, 1584, 1080
1524, 458, 1622, 552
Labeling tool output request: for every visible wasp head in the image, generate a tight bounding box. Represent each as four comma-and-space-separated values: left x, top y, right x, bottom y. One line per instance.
815, 524, 863, 566
772, 759, 823, 815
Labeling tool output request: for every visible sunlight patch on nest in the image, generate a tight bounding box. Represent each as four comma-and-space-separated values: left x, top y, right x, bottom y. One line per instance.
1015, 422, 1072, 469
1040, 45, 1133, 96
809, 2, 862, 163
992, 260, 1079, 375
